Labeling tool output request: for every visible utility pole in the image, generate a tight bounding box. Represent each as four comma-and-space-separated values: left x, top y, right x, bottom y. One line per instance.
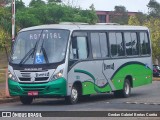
12, 0, 15, 42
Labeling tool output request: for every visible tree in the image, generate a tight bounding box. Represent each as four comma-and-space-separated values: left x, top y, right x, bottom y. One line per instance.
88, 4, 98, 24
0, 7, 11, 36
128, 12, 147, 26
15, 0, 25, 10
29, 0, 45, 7
16, 10, 41, 28
110, 6, 129, 25
47, 0, 62, 3
114, 5, 127, 12
147, 0, 160, 17
135, 12, 147, 25
144, 18, 160, 62
0, 27, 10, 48
128, 15, 140, 25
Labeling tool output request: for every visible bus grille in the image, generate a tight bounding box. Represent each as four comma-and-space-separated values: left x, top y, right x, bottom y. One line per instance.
18, 71, 49, 83
20, 86, 46, 91
18, 77, 49, 82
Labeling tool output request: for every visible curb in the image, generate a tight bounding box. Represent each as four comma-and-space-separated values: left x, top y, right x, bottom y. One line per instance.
153, 78, 160, 81
0, 97, 19, 104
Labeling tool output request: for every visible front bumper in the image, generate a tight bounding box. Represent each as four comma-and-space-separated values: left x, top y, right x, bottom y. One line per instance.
8, 78, 67, 97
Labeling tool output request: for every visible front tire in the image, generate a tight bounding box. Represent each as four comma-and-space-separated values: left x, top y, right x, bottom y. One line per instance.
20, 96, 33, 105
65, 85, 79, 104
114, 79, 131, 98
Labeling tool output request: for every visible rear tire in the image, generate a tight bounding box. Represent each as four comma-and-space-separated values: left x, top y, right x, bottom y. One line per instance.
114, 79, 131, 98
65, 85, 80, 104
20, 96, 33, 105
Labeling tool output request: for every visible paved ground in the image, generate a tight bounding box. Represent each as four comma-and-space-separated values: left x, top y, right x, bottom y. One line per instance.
0, 81, 160, 110
0, 81, 159, 120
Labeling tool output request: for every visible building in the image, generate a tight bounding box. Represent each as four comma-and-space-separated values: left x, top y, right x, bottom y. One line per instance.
0, 0, 6, 7
96, 11, 138, 23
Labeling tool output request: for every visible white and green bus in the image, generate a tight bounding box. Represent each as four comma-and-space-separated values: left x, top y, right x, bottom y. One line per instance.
8, 23, 152, 104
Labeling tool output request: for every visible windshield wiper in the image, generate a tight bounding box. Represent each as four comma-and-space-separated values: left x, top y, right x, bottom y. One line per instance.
19, 40, 38, 66
39, 36, 49, 64
19, 30, 49, 65
41, 47, 49, 64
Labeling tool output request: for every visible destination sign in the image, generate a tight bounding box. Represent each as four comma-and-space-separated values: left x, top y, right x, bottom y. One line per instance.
29, 32, 61, 40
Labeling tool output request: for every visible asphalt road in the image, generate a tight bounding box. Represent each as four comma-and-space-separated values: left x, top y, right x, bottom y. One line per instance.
0, 81, 160, 119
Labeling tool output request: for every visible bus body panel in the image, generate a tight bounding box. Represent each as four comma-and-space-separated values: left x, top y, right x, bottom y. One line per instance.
8, 77, 67, 96
67, 60, 112, 95
67, 57, 152, 95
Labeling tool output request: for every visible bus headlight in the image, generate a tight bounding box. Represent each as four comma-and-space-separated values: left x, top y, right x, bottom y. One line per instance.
8, 71, 17, 81
50, 69, 63, 81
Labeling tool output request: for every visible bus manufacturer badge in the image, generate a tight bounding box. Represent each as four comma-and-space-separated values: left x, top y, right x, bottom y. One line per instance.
31, 77, 35, 82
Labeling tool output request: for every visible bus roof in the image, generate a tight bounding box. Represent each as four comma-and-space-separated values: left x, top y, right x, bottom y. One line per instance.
20, 24, 149, 32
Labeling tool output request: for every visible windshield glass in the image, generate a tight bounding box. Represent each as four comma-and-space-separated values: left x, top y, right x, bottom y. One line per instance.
10, 29, 70, 64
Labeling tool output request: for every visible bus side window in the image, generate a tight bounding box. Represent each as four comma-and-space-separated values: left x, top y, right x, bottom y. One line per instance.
140, 32, 150, 55
71, 37, 78, 59
124, 32, 132, 56
70, 36, 88, 60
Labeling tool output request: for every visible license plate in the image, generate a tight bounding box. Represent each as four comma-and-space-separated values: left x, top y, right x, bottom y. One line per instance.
28, 91, 38, 96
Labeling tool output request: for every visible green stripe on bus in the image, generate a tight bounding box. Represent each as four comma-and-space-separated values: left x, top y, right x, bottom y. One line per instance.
74, 69, 108, 95
74, 62, 152, 95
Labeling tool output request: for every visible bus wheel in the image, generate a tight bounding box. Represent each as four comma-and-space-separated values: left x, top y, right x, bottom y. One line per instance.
20, 96, 33, 105
65, 85, 79, 104
114, 79, 131, 98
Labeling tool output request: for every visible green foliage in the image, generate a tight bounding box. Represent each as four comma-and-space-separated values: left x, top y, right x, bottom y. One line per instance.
128, 16, 140, 25
110, 5, 129, 25
29, 0, 45, 7
16, 9, 41, 28
0, 7, 11, 49
16, 2, 97, 26
1, 0, 160, 63
15, 0, 25, 10
47, 0, 62, 3
147, 0, 160, 17
0, 0, 98, 49
114, 5, 127, 12
144, 18, 160, 60
135, 12, 148, 25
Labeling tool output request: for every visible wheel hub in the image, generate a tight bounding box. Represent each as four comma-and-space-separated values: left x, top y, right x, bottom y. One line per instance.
71, 88, 78, 101
125, 82, 130, 95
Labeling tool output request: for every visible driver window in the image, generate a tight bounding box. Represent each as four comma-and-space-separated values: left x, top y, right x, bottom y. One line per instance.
70, 36, 88, 60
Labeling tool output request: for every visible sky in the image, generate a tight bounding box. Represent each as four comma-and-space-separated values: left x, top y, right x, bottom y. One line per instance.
22, 0, 160, 13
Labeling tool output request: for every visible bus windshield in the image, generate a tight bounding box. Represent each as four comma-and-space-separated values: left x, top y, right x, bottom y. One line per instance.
10, 29, 70, 64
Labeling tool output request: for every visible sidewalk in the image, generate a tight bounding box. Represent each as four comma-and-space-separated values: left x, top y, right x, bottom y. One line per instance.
153, 77, 160, 81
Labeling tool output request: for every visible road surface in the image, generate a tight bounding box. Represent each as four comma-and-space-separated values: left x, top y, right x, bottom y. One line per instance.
0, 81, 159, 119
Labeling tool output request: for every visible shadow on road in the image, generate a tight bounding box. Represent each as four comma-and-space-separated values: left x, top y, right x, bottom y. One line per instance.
28, 92, 144, 106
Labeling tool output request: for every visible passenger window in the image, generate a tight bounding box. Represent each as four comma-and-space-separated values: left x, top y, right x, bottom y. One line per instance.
99, 33, 109, 57
91, 33, 102, 58
140, 32, 150, 55
70, 36, 88, 60
116, 33, 125, 56
77, 37, 88, 59
131, 33, 138, 55
109, 32, 124, 57
124, 32, 132, 56
109, 32, 117, 57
